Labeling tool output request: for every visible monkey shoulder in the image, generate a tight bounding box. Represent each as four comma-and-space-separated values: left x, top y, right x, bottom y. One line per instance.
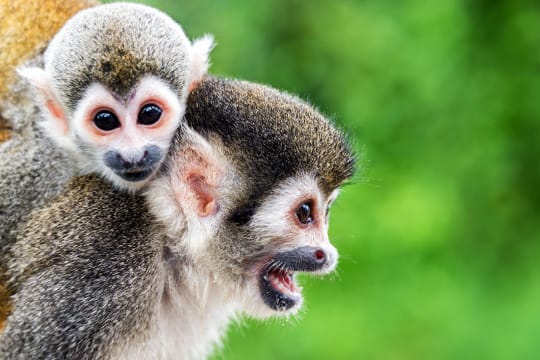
14, 175, 158, 267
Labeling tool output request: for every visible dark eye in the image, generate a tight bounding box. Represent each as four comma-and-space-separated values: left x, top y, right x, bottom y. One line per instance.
296, 201, 313, 225
138, 104, 162, 125
94, 111, 120, 131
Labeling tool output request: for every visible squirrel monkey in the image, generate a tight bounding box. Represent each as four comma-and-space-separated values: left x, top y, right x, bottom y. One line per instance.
0, 1, 357, 357
0, 0, 213, 328
18, 2, 214, 191
1, 77, 356, 359
0, 0, 214, 332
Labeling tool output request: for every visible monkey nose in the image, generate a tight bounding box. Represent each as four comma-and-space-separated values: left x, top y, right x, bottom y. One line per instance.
104, 146, 163, 174
311, 247, 338, 273
300, 247, 329, 270
314, 248, 326, 263
115, 153, 132, 169
132, 145, 162, 167
113, 153, 139, 169
273, 246, 331, 272
134, 150, 149, 167
314, 245, 339, 274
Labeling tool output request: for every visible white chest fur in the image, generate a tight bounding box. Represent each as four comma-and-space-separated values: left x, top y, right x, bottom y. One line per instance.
115, 273, 239, 360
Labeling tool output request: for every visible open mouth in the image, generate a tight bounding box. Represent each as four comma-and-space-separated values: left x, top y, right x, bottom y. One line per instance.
258, 246, 328, 311
116, 168, 155, 182
260, 266, 301, 311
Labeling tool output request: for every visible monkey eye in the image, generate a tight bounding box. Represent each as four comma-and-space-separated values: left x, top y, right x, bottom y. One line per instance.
296, 201, 314, 225
138, 104, 162, 125
94, 111, 120, 131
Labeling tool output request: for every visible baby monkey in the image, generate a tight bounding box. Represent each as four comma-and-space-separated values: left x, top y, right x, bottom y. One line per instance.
19, 2, 213, 191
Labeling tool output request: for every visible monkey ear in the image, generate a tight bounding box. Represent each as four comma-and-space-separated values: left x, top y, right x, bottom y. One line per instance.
17, 67, 70, 141
171, 129, 225, 219
188, 35, 215, 92
146, 129, 228, 252
182, 134, 223, 218
187, 173, 219, 217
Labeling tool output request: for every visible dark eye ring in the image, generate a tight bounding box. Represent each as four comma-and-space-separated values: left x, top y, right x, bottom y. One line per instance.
93, 111, 120, 131
138, 104, 162, 125
296, 201, 314, 225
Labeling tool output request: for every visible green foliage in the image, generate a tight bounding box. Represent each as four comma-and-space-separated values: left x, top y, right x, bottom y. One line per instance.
120, 0, 540, 357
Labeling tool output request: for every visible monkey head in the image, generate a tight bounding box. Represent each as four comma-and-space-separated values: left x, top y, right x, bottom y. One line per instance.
18, 3, 213, 191
148, 77, 356, 317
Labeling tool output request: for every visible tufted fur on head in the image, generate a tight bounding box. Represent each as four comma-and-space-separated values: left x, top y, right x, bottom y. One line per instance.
21, 2, 209, 113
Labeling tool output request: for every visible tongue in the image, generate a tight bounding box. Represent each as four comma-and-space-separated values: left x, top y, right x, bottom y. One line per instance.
269, 269, 295, 294
279, 271, 292, 289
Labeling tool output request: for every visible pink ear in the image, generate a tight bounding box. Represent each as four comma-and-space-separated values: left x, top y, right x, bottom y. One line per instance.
187, 174, 218, 217
17, 67, 68, 135
168, 129, 227, 221
43, 98, 68, 134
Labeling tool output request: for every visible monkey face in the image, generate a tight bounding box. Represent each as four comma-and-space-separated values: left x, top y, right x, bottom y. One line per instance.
146, 132, 344, 318
19, 2, 214, 192
207, 174, 341, 317
70, 76, 184, 191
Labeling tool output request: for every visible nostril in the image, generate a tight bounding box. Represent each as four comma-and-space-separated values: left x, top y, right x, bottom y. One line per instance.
314, 249, 326, 263
137, 151, 149, 166
116, 154, 130, 168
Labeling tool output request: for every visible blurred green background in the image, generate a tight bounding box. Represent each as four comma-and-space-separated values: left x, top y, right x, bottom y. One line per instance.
126, 0, 539, 358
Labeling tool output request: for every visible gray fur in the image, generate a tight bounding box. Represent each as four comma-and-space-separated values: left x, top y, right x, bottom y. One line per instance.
183, 77, 355, 197
0, 77, 355, 358
2, 177, 158, 359
1, 55, 46, 133
0, 1, 203, 311
0, 131, 74, 259
0, 54, 75, 285
45, 2, 191, 113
